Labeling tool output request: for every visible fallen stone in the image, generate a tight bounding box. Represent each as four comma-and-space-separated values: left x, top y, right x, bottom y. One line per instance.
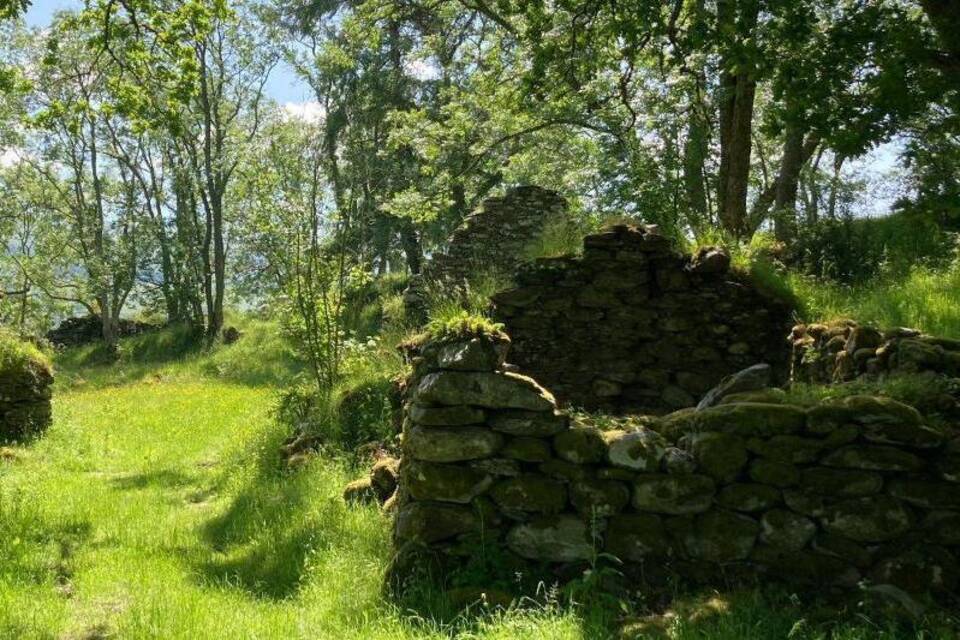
696, 364, 772, 410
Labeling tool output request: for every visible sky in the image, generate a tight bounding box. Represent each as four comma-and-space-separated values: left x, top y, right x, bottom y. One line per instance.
23, 0, 905, 217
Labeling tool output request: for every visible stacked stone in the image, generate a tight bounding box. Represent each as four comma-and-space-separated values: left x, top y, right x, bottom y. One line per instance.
45, 315, 158, 348
491, 225, 794, 415
403, 186, 570, 318
791, 321, 960, 383
392, 332, 960, 596
0, 344, 53, 442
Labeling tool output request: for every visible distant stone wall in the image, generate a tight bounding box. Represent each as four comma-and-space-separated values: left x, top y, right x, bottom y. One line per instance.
0, 339, 53, 442
404, 186, 569, 317
491, 225, 794, 414
791, 321, 960, 383
390, 332, 960, 597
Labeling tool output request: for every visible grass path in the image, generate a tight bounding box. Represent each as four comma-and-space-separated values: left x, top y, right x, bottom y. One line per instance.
0, 376, 594, 640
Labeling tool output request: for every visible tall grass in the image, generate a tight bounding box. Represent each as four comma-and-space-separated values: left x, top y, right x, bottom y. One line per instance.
791, 263, 960, 338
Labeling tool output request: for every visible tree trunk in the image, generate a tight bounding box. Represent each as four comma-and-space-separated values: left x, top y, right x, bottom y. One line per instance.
716, 0, 760, 238
773, 122, 807, 241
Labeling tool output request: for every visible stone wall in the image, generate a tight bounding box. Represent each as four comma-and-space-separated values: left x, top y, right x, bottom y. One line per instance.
392, 332, 960, 597
491, 224, 794, 414
0, 336, 54, 442
791, 321, 960, 383
404, 186, 569, 317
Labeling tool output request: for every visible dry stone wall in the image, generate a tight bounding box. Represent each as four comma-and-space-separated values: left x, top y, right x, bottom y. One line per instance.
492, 225, 794, 414
392, 332, 960, 597
792, 320, 960, 383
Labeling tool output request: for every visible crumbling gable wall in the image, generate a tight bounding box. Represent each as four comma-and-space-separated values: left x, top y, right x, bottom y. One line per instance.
492, 225, 794, 414
391, 331, 960, 597
404, 186, 569, 316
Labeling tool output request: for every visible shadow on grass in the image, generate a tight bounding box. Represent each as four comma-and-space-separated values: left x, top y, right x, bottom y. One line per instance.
192, 424, 332, 599
54, 319, 303, 390
109, 469, 194, 491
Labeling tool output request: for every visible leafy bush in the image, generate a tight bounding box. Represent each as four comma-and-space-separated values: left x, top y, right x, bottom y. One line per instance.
787, 210, 955, 284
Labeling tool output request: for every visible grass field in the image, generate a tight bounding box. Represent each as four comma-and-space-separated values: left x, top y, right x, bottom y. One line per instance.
1, 323, 958, 639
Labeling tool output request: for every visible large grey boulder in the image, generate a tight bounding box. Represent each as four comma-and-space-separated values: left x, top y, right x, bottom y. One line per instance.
696, 363, 772, 410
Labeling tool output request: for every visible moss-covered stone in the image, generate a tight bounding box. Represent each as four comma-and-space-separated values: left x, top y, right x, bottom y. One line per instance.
887, 479, 960, 509
394, 502, 478, 543
414, 371, 555, 410
670, 403, 806, 439
506, 515, 594, 562
403, 425, 504, 462
805, 405, 856, 435
570, 478, 630, 516
539, 459, 593, 482
469, 458, 522, 477
435, 335, 510, 371
605, 514, 670, 560
404, 460, 493, 503
675, 510, 759, 562
604, 428, 667, 471
745, 435, 824, 464
490, 475, 567, 513
838, 395, 923, 426
819, 496, 913, 542
408, 404, 485, 426
919, 511, 960, 546
501, 437, 553, 462
751, 546, 859, 587
632, 474, 715, 515
684, 432, 747, 482
821, 445, 924, 472
759, 509, 816, 550
553, 427, 607, 464
717, 388, 787, 405
488, 409, 568, 437
799, 468, 883, 497
661, 446, 697, 474
811, 533, 873, 568
870, 546, 958, 593
717, 483, 781, 512
748, 459, 800, 487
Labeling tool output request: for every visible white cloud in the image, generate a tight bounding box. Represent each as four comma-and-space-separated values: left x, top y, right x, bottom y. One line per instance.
282, 101, 325, 124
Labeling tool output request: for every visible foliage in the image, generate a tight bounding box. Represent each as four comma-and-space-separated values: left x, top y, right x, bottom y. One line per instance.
0, 327, 50, 375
